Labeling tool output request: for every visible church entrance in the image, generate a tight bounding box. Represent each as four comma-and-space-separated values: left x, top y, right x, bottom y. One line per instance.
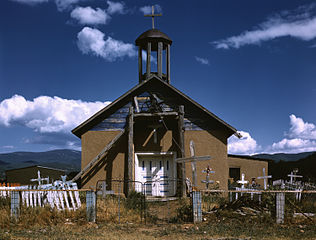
135, 152, 176, 197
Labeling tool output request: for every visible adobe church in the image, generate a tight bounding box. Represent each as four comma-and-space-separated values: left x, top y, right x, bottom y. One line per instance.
71, 12, 268, 196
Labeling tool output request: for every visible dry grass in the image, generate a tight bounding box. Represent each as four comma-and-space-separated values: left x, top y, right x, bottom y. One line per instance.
0, 195, 316, 239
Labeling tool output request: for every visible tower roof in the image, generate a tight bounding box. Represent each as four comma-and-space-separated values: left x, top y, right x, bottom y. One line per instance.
135, 29, 172, 49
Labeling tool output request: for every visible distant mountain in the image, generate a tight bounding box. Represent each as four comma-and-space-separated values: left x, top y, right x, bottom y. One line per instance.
253, 152, 315, 162
268, 152, 316, 182
0, 149, 81, 180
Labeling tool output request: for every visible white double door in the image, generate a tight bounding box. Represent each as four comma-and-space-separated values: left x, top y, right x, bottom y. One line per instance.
135, 153, 175, 197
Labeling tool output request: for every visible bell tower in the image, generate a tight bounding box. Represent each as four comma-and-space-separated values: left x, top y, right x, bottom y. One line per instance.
135, 6, 172, 84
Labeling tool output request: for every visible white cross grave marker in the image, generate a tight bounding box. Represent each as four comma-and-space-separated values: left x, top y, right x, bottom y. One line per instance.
30, 170, 49, 185
288, 170, 303, 184
257, 168, 272, 190
201, 165, 215, 189
175, 140, 211, 188
237, 173, 248, 189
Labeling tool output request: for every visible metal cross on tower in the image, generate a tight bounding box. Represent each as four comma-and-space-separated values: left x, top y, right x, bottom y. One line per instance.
257, 168, 272, 190
144, 5, 162, 29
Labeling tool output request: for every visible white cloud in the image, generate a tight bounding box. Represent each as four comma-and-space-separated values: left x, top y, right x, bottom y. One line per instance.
213, 3, 316, 49
71, 6, 110, 25
195, 56, 209, 65
268, 114, 316, 153
2, 145, 14, 149
77, 27, 137, 61
139, 4, 162, 15
0, 94, 110, 133
107, 0, 125, 15
228, 131, 260, 155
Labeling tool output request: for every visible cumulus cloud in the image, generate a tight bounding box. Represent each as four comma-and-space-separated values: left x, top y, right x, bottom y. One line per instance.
268, 115, 316, 153
10, 0, 48, 5
140, 4, 162, 15
77, 27, 137, 61
213, 3, 316, 49
107, 0, 125, 15
71, 6, 110, 25
228, 131, 260, 155
195, 56, 209, 65
0, 94, 110, 133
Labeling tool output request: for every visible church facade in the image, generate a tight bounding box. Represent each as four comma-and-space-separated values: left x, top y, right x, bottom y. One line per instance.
72, 24, 268, 196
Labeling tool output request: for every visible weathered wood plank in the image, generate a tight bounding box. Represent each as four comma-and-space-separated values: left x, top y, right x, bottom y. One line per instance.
138, 47, 142, 83
158, 42, 163, 78
134, 96, 140, 113
178, 105, 186, 196
175, 156, 211, 163
134, 112, 178, 117
72, 129, 126, 182
127, 106, 134, 188
146, 42, 151, 79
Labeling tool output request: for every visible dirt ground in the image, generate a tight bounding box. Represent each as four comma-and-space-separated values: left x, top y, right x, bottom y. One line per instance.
1, 220, 316, 240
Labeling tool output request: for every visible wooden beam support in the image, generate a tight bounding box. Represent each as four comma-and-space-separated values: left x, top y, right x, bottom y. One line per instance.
134, 112, 178, 117
72, 129, 126, 182
133, 96, 140, 113
178, 105, 186, 197
157, 42, 163, 78
166, 44, 170, 83
176, 156, 211, 163
146, 42, 151, 79
138, 47, 142, 83
127, 106, 134, 192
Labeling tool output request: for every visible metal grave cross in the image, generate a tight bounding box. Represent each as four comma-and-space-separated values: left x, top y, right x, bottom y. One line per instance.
201, 165, 215, 189
175, 140, 211, 188
30, 170, 49, 185
237, 173, 248, 189
257, 168, 272, 190
144, 5, 162, 29
288, 169, 303, 184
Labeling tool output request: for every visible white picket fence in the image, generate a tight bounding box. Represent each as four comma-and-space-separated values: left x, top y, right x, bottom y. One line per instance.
0, 181, 81, 211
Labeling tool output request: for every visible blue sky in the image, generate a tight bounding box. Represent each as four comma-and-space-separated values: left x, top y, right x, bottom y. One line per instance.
1, 0, 316, 154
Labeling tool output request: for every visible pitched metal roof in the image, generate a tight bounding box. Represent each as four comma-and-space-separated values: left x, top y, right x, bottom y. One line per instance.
72, 76, 238, 138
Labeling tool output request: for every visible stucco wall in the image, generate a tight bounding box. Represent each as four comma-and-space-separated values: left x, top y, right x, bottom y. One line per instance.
227, 156, 268, 187
184, 130, 228, 191
81, 130, 126, 189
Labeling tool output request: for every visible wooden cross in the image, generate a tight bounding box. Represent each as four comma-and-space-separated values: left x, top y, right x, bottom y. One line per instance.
257, 168, 272, 190
288, 170, 303, 184
201, 165, 215, 189
175, 140, 211, 188
30, 170, 49, 185
144, 5, 162, 29
237, 173, 248, 189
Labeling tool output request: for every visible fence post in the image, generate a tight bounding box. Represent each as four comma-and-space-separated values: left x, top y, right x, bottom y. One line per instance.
11, 191, 20, 220
276, 192, 285, 224
86, 190, 96, 222
192, 191, 202, 223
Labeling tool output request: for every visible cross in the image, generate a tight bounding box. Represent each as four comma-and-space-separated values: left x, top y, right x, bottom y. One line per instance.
201, 165, 215, 189
237, 173, 248, 189
144, 5, 162, 29
30, 170, 49, 185
257, 168, 272, 190
175, 140, 211, 188
288, 170, 303, 184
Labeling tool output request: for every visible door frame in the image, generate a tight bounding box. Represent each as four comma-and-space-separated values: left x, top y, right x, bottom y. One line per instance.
134, 151, 177, 196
